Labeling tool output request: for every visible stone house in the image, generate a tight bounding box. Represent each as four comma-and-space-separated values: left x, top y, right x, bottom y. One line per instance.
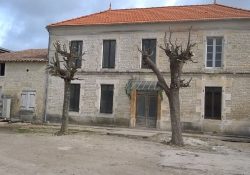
0, 49, 48, 122
46, 4, 250, 136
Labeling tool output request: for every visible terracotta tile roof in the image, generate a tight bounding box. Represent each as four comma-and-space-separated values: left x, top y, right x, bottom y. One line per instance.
48, 4, 250, 27
0, 49, 48, 62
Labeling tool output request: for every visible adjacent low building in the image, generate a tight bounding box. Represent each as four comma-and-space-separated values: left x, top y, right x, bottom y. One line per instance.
46, 3, 250, 136
0, 49, 48, 122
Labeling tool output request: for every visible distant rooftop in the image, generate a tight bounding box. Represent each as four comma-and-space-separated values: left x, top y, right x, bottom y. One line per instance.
0, 49, 48, 62
0, 47, 11, 53
48, 3, 250, 28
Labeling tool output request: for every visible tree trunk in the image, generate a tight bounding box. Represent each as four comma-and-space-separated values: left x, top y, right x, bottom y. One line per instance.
59, 79, 71, 135
168, 88, 184, 146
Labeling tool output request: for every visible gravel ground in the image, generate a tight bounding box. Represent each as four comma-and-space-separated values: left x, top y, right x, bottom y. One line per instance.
0, 125, 249, 175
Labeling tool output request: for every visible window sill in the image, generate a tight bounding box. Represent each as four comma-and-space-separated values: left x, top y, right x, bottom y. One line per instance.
98, 112, 114, 118
203, 67, 224, 74
100, 68, 116, 72
69, 111, 80, 116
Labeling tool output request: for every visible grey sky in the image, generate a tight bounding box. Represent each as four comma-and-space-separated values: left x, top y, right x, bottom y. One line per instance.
0, 0, 249, 51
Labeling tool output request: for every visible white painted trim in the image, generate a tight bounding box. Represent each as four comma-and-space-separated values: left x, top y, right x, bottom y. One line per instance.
204, 36, 224, 69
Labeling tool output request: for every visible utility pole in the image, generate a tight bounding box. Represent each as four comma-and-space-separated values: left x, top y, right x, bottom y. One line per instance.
214, 0, 217, 4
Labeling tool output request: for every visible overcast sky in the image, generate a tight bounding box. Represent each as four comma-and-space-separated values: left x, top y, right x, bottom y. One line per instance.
0, 0, 249, 51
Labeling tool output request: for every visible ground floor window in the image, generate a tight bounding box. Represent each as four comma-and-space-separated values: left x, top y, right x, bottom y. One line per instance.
100, 84, 114, 114
69, 84, 80, 112
205, 87, 222, 120
21, 90, 36, 110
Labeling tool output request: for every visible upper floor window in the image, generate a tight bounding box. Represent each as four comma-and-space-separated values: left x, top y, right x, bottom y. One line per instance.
69, 84, 80, 112
100, 84, 114, 114
206, 37, 223, 68
70, 40, 83, 68
0, 63, 5, 76
102, 40, 116, 68
141, 39, 156, 69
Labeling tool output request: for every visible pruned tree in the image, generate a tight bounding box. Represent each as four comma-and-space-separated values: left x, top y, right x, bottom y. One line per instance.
138, 28, 196, 146
47, 41, 85, 135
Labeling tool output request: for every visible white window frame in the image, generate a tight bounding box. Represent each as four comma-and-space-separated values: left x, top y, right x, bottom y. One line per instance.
205, 37, 223, 68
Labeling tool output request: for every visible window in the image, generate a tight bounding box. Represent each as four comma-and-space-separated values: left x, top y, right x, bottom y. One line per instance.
100, 85, 114, 114
102, 40, 116, 68
70, 40, 83, 68
21, 90, 36, 111
141, 39, 156, 69
206, 37, 223, 68
205, 87, 222, 120
69, 84, 80, 112
0, 63, 5, 76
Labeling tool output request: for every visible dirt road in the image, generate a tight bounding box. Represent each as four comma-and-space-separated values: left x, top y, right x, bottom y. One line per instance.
0, 127, 249, 175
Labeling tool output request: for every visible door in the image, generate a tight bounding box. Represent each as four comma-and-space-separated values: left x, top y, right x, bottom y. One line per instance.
136, 92, 158, 128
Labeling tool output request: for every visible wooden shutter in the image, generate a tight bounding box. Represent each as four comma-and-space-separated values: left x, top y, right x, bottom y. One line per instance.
100, 85, 114, 113
102, 40, 116, 68
69, 84, 80, 112
21, 92, 28, 110
20, 91, 36, 110
109, 40, 116, 68
28, 92, 36, 109
102, 40, 110, 68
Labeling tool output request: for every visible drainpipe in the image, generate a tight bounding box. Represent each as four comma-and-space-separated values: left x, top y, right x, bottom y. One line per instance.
43, 33, 51, 123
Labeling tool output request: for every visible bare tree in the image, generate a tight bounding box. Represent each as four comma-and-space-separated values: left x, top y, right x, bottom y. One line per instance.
48, 41, 84, 135
138, 28, 196, 146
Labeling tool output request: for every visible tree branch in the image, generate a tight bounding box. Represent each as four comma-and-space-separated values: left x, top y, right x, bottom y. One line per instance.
138, 46, 170, 94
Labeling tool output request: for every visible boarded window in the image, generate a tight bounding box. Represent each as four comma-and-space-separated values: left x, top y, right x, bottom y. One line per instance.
206, 37, 223, 68
142, 39, 156, 69
102, 40, 116, 68
100, 85, 114, 114
70, 40, 83, 68
20, 90, 36, 110
69, 84, 80, 112
205, 87, 222, 120
0, 63, 5, 76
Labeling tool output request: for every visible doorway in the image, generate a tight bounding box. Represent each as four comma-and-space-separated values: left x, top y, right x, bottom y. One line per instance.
136, 91, 158, 128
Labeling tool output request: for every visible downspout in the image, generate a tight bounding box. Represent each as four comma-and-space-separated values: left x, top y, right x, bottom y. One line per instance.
43, 29, 51, 123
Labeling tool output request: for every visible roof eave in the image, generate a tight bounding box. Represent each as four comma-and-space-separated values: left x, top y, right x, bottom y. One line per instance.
47, 17, 250, 28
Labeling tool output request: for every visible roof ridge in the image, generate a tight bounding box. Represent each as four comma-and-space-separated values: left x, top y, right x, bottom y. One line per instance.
214, 3, 250, 12
109, 3, 214, 12
48, 10, 109, 27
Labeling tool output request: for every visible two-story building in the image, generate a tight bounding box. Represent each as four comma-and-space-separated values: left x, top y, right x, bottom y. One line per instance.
46, 3, 250, 136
